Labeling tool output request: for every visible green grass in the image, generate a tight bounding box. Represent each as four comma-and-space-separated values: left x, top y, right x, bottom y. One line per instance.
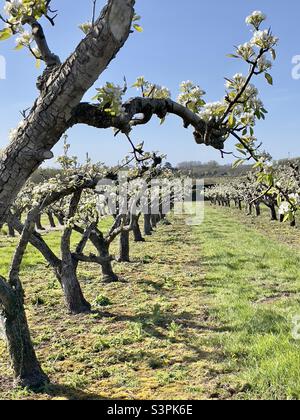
1, 207, 300, 400
195, 205, 300, 400
0, 216, 114, 277
0, 214, 209, 400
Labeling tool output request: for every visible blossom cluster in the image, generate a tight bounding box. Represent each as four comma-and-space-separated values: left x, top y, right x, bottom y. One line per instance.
177, 81, 206, 114
245, 11, 266, 29
132, 76, 171, 99
79, 22, 93, 35
93, 82, 126, 117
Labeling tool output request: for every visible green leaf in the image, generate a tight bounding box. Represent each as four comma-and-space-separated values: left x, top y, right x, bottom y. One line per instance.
277, 195, 282, 208
133, 24, 143, 33
270, 48, 276, 60
14, 44, 24, 51
0, 28, 12, 41
253, 161, 263, 169
228, 113, 236, 128
232, 159, 245, 169
265, 73, 273, 85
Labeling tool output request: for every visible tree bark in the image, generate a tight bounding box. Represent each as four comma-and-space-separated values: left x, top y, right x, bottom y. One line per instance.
255, 203, 261, 217
132, 216, 145, 242
0, 212, 48, 389
59, 261, 91, 314
0, 0, 136, 226
60, 193, 91, 314
75, 226, 119, 283
118, 230, 130, 262
151, 215, 158, 229
35, 214, 45, 231
144, 214, 152, 236
47, 212, 56, 228
246, 203, 253, 216
0, 292, 48, 389
8, 223, 15, 237
91, 232, 118, 283
269, 204, 277, 221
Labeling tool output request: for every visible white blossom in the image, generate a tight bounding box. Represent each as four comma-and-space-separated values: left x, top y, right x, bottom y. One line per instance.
279, 202, 291, 215
236, 43, 255, 60
79, 21, 93, 35
245, 11, 266, 29
15, 30, 32, 46
240, 112, 255, 126
198, 101, 226, 122
4, 0, 23, 16
178, 81, 206, 113
251, 30, 278, 50
257, 56, 272, 72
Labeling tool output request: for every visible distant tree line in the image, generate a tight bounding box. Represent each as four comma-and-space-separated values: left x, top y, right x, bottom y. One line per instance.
176, 160, 251, 179
176, 157, 300, 179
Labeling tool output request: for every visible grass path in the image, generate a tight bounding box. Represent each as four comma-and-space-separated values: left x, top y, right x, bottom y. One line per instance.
1, 206, 300, 400
195, 205, 300, 400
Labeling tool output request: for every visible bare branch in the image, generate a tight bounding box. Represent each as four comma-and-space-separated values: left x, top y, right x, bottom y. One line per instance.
70, 97, 226, 150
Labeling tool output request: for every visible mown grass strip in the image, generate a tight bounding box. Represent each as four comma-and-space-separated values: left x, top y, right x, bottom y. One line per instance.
196, 205, 300, 400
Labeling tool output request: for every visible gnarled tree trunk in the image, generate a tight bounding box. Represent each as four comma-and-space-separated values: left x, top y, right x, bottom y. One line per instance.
255, 203, 261, 217
144, 214, 152, 236
269, 204, 277, 221
83, 227, 119, 283
151, 215, 158, 229
0, 0, 136, 226
118, 230, 130, 262
0, 214, 48, 388
35, 214, 45, 231
0, 289, 48, 388
132, 215, 145, 242
60, 192, 91, 314
47, 212, 56, 228
8, 223, 15, 238
59, 260, 91, 314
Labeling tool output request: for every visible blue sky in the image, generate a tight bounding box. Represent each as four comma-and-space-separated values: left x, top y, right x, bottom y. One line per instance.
0, 0, 299, 166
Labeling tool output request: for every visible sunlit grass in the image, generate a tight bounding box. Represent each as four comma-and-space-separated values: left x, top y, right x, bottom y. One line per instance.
2, 206, 300, 399
196, 205, 300, 400
0, 214, 207, 400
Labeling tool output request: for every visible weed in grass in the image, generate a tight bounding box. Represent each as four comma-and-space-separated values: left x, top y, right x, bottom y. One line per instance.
94, 295, 112, 307
168, 321, 182, 340
151, 304, 164, 325
92, 339, 111, 353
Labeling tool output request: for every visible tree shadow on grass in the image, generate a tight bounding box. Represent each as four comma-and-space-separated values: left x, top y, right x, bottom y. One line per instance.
42, 383, 110, 400
0, 378, 109, 401
92, 307, 227, 364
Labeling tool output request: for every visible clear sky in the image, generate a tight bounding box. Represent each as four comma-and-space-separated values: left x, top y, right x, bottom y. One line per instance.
0, 0, 299, 166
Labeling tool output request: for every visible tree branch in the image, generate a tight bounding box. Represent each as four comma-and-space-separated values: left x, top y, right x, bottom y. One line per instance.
25, 17, 60, 67
70, 98, 226, 150
0, 276, 14, 314
0, 0, 136, 225
72, 253, 112, 265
